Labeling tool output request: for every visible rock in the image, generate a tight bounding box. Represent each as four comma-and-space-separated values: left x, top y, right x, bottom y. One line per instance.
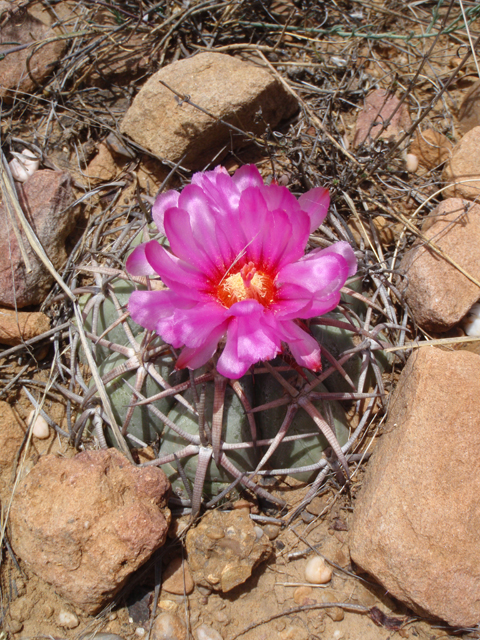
9, 149, 40, 182
263, 524, 280, 540
10, 449, 171, 614
0, 5, 67, 101
408, 128, 453, 169
0, 401, 25, 499
349, 347, 480, 627
443, 126, 480, 199
304, 556, 332, 584
398, 198, 480, 332
194, 624, 224, 640
293, 585, 313, 604
0, 308, 50, 346
458, 80, 480, 135
353, 89, 411, 147
27, 410, 50, 439
162, 555, 194, 595
120, 52, 298, 170
0, 170, 77, 308
84, 143, 126, 182
57, 610, 79, 629
151, 612, 186, 640
185, 508, 272, 592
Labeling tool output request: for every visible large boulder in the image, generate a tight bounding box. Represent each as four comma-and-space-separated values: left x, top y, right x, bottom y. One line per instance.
10, 449, 171, 614
120, 52, 298, 170
399, 198, 480, 332
350, 348, 480, 627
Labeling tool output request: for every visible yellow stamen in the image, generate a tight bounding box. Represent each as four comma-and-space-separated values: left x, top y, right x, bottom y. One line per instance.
215, 262, 276, 309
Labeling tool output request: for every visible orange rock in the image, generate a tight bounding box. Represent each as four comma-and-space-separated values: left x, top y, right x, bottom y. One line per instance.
409, 128, 453, 170
350, 348, 480, 627
0, 308, 50, 346
10, 449, 171, 614
85, 143, 125, 182
399, 198, 480, 332
458, 80, 480, 135
442, 126, 480, 199
162, 555, 194, 595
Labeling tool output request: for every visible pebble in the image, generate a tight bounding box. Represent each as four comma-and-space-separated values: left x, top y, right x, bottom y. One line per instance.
152, 612, 186, 640
9, 149, 40, 182
28, 410, 50, 439
462, 302, 480, 336
405, 153, 419, 173
57, 610, 79, 629
305, 557, 333, 584
8, 619, 23, 633
293, 585, 313, 604
194, 624, 224, 640
263, 524, 280, 540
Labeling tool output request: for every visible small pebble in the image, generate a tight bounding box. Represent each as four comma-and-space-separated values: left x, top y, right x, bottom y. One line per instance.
263, 524, 280, 540
194, 624, 224, 640
293, 586, 313, 604
463, 302, 480, 336
9, 149, 40, 182
28, 410, 50, 439
305, 556, 333, 584
254, 525, 264, 540
232, 499, 251, 511
135, 628, 146, 637
405, 153, 419, 173
8, 619, 23, 633
206, 525, 225, 540
152, 612, 186, 640
57, 610, 79, 629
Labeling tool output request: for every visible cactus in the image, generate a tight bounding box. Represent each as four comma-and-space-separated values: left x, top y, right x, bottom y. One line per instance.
69, 261, 391, 516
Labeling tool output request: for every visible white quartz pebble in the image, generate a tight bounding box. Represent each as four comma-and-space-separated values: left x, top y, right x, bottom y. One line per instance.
28, 410, 50, 439
195, 624, 224, 640
57, 610, 79, 628
9, 149, 40, 182
463, 302, 480, 337
304, 556, 333, 584
405, 153, 419, 173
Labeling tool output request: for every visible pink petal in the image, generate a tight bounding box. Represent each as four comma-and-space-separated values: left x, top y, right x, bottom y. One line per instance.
278, 320, 322, 371
152, 190, 179, 234
176, 322, 228, 371
164, 207, 219, 278
299, 187, 330, 232
305, 242, 357, 277
216, 301, 281, 378
260, 183, 301, 216
231, 164, 264, 192
170, 303, 229, 349
178, 184, 233, 268
143, 241, 209, 301
238, 187, 268, 265
277, 252, 349, 296
126, 243, 157, 276
128, 290, 194, 341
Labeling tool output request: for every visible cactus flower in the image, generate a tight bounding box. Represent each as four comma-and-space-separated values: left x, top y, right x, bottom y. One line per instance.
126, 165, 357, 379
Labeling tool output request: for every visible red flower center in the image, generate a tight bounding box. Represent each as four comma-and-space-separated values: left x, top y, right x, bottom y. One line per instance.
215, 261, 276, 309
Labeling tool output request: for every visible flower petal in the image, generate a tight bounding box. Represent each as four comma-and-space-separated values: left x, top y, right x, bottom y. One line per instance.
128, 290, 193, 340
216, 301, 282, 378
143, 241, 209, 300
299, 187, 330, 232
152, 190, 179, 234
305, 241, 357, 278
170, 303, 229, 349
164, 207, 219, 277
176, 328, 224, 371
277, 251, 349, 296
231, 164, 264, 192
126, 243, 157, 276
178, 184, 233, 268
278, 320, 322, 371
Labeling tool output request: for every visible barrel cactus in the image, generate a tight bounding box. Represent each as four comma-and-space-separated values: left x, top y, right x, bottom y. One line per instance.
69, 165, 392, 516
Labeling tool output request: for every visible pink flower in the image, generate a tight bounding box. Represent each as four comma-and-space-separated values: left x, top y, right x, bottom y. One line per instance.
126, 165, 357, 379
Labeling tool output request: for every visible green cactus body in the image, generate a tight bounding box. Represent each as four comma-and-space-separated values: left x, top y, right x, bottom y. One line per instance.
160, 379, 257, 497
254, 371, 349, 482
